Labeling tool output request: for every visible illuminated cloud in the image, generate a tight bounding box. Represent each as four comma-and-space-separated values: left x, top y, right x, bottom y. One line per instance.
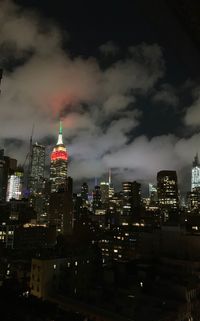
185, 90, 200, 127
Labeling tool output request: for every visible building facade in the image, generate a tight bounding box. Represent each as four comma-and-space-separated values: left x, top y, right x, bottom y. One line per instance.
0, 150, 17, 202
29, 143, 45, 194
6, 168, 23, 201
49, 177, 73, 235
157, 170, 179, 220
100, 181, 109, 205
29, 143, 46, 222
191, 153, 200, 191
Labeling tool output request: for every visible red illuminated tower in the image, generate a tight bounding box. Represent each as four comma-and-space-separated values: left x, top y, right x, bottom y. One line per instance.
50, 121, 68, 192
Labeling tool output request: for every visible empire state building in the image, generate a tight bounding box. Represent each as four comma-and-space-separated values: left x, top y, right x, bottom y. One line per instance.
50, 121, 68, 192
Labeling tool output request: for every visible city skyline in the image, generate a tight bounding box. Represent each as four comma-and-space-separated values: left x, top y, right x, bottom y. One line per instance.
2, 2, 200, 321
0, 118, 199, 194
1, 0, 200, 190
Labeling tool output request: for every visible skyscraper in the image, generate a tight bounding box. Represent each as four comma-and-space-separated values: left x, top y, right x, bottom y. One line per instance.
157, 171, 179, 219
0, 149, 6, 201
191, 154, 200, 191
29, 142, 45, 194
81, 182, 89, 209
100, 181, 109, 205
92, 185, 102, 212
50, 121, 68, 192
6, 168, 23, 201
122, 181, 142, 217
28, 143, 46, 222
0, 150, 17, 202
49, 177, 73, 235
108, 169, 114, 199
149, 183, 158, 206
81, 182, 88, 203
132, 181, 142, 211
122, 182, 133, 216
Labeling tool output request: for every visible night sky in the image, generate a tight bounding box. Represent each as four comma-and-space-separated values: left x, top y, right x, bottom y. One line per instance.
1, 0, 200, 192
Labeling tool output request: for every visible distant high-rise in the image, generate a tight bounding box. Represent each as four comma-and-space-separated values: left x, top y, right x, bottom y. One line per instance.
157, 170, 179, 213
100, 181, 109, 205
93, 185, 102, 212
187, 190, 200, 212
28, 143, 46, 222
6, 168, 23, 201
191, 153, 200, 191
81, 182, 88, 203
122, 181, 142, 217
149, 183, 158, 205
122, 182, 133, 216
29, 142, 45, 194
49, 177, 73, 235
0, 150, 17, 202
108, 169, 114, 198
50, 121, 68, 192
132, 181, 142, 210
0, 150, 6, 201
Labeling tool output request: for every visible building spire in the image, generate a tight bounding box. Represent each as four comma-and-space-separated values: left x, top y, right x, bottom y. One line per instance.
193, 153, 199, 167
57, 120, 63, 145
59, 120, 62, 135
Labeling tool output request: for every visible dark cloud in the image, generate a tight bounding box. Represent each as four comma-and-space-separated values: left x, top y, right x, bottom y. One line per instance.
152, 83, 179, 107
99, 41, 119, 56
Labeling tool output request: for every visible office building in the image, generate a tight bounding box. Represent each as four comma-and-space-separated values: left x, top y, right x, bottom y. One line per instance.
92, 185, 102, 212
191, 153, 200, 191
132, 181, 142, 210
29, 142, 45, 194
0, 150, 17, 202
108, 169, 114, 198
81, 182, 89, 207
149, 183, 158, 205
100, 181, 109, 205
157, 170, 179, 219
187, 189, 200, 212
49, 177, 73, 235
122, 182, 133, 216
28, 143, 46, 222
50, 121, 68, 192
6, 168, 23, 201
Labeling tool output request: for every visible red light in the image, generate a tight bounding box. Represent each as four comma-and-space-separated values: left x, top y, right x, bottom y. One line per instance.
51, 150, 68, 161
